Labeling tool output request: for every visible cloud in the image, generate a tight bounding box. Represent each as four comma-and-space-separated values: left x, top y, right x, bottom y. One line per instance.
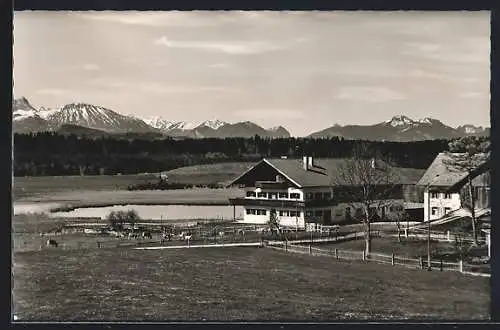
460, 91, 486, 99
35, 88, 70, 96
77, 12, 209, 27
89, 77, 237, 94
137, 82, 236, 94
82, 63, 100, 71
76, 11, 251, 28
335, 86, 405, 103
402, 40, 489, 64
154, 36, 283, 55
208, 63, 230, 69
234, 109, 305, 120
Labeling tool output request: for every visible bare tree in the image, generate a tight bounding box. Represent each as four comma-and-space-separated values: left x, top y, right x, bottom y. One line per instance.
267, 209, 280, 237
444, 136, 490, 246
386, 205, 410, 243
332, 144, 399, 256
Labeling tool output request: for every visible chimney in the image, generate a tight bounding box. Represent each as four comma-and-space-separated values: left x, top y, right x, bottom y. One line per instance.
308, 156, 314, 168
303, 156, 308, 170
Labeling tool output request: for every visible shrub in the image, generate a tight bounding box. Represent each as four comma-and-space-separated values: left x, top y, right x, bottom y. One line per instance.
106, 209, 141, 231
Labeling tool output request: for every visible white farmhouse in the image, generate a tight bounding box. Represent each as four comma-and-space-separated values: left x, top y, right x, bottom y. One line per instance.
416, 152, 490, 222
228, 156, 424, 229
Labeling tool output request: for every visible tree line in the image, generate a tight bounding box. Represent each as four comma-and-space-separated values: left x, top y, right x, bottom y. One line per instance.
13, 132, 455, 177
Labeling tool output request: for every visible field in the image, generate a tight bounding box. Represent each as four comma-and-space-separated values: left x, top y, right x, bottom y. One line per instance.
165, 162, 255, 185
13, 162, 254, 201
13, 174, 158, 200
313, 236, 489, 263
12, 247, 490, 321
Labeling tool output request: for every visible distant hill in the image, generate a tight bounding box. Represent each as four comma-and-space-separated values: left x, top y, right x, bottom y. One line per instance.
308, 115, 489, 142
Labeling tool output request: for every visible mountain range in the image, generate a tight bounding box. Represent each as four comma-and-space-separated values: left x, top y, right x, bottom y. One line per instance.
12, 97, 489, 141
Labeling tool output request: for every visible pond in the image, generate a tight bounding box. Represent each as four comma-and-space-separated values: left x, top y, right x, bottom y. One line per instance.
48, 204, 245, 221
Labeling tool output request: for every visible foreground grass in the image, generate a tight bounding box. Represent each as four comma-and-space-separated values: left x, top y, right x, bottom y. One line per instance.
12, 247, 489, 321
317, 236, 489, 262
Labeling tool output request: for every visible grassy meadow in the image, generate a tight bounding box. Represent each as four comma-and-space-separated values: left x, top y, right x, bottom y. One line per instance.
12, 246, 490, 321
13, 162, 253, 201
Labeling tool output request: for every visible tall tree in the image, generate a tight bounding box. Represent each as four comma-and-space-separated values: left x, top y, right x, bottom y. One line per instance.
332, 143, 399, 256
444, 136, 490, 246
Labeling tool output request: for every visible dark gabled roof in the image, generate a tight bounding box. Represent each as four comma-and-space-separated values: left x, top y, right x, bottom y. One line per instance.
416, 152, 490, 188
229, 158, 425, 188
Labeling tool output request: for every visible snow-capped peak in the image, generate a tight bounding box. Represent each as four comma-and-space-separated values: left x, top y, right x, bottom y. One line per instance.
268, 125, 285, 132
12, 97, 41, 121
198, 119, 227, 130
145, 116, 176, 131
170, 121, 198, 130
386, 115, 415, 127
13, 97, 35, 110
417, 117, 433, 124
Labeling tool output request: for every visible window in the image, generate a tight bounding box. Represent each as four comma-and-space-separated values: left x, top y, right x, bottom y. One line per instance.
278, 192, 288, 199
444, 193, 452, 199
305, 211, 313, 217
256, 209, 267, 216
290, 211, 297, 217
269, 192, 277, 199
306, 193, 314, 200
314, 192, 322, 200
279, 210, 288, 217
323, 193, 331, 200
246, 191, 256, 197
246, 209, 257, 215
257, 192, 267, 198
444, 207, 451, 214
335, 210, 343, 216
290, 193, 300, 199
315, 210, 323, 217
431, 207, 439, 216
430, 192, 439, 199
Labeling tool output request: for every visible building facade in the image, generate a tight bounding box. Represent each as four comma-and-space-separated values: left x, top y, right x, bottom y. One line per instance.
417, 152, 490, 222
229, 156, 425, 229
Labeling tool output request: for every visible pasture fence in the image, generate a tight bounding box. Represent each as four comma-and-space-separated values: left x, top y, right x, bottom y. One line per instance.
399, 228, 486, 245
267, 242, 490, 277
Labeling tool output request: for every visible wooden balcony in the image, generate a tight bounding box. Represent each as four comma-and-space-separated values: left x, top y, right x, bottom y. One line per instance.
255, 181, 290, 189
229, 198, 305, 208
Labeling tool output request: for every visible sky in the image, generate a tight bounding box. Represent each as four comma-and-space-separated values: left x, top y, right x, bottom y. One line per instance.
13, 11, 491, 136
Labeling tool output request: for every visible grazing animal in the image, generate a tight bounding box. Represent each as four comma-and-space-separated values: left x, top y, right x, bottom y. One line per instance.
142, 231, 152, 239
46, 239, 58, 247
184, 235, 192, 241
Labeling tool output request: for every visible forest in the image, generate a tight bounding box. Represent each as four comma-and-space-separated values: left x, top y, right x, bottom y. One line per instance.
13, 132, 455, 177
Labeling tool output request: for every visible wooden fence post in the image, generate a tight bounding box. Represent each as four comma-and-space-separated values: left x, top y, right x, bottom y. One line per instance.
391, 253, 395, 266
440, 258, 443, 271
362, 250, 366, 261
459, 260, 463, 273
285, 240, 288, 252
335, 248, 338, 260
447, 230, 451, 242
419, 257, 423, 270
309, 244, 312, 255
405, 228, 408, 238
